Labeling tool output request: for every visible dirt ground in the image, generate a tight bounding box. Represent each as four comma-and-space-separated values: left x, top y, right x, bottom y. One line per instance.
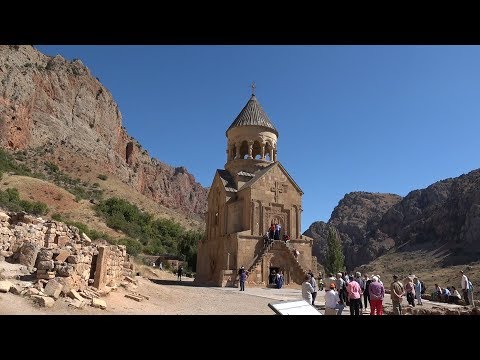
1, 261, 475, 315
0, 263, 277, 315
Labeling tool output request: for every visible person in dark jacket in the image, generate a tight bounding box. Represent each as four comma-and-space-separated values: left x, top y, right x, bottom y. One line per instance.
177, 265, 183, 281
363, 274, 372, 311
239, 266, 247, 291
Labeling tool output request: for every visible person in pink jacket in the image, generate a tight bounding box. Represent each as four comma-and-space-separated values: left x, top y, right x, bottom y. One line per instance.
368, 276, 385, 315
346, 275, 362, 316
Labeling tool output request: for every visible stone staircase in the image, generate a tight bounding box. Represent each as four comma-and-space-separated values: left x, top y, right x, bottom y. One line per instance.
246, 240, 309, 284
245, 241, 275, 275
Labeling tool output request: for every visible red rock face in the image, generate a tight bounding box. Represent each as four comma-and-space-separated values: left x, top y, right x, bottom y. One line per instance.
0, 45, 208, 218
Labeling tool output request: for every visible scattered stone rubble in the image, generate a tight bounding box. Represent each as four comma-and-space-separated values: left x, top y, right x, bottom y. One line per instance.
383, 304, 480, 315
0, 209, 135, 310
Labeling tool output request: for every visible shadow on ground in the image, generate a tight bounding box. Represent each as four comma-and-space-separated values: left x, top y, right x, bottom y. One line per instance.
19, 274, 36, 281
148, 278, 198, 287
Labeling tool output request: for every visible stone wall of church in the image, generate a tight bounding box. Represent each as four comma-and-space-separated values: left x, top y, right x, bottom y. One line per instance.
290, 238, 315, 272
236, 234, 263, 270
249, 166, 302, 239
195, 233, 240, 286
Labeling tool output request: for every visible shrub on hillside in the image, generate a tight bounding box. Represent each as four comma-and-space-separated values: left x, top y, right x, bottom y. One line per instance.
0, 148, 33, 177
95, 197, 204, 269
0, 187, 48, 215
51, 213, 63, 221
116, 237, 143, 256
97, 174, 108, 181
44, 161, 59, 174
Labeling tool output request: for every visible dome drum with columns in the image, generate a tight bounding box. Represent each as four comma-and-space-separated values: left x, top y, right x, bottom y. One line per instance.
225, 95, 278, 176
195, 90, 316, 288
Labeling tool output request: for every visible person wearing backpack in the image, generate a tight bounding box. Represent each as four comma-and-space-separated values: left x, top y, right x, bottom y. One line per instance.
413, 277, 423, 305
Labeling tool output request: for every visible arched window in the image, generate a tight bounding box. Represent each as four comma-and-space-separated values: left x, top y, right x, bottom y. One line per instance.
265, 142, 272, 161
231, 144, 237, 160
239, 140, 249, 159
252, 140, 262, 159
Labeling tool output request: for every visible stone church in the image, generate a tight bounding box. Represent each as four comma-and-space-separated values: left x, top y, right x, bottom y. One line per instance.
195, 91, 316, 287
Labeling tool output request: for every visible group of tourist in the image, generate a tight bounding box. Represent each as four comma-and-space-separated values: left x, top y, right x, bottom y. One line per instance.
235, 261, 475, 315
303, 269, 474, 315
432, 284, 462, 304
263, 223, 291, 247
431, 271, 474, 305
268, 222, 282, 241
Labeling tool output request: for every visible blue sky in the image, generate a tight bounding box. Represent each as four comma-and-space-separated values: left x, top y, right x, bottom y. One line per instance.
36, 46, 480, 231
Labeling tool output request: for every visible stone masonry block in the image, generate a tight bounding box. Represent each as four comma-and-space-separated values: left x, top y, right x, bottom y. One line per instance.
44, 279, 63, 299
91, 298, 107, 310
56, 235, 69, 247
68, 289, 85, 302
54, 250, 71, 263
37, 260, 55, 270
32, 295, 55, 308
0, 280, 13, 293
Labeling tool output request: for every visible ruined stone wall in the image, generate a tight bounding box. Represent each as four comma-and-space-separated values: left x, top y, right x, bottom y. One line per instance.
93, 245, 130, 290
0, 209, 132, 293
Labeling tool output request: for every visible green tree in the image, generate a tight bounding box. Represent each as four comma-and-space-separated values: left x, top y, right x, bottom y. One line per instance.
325, 226, 345, 275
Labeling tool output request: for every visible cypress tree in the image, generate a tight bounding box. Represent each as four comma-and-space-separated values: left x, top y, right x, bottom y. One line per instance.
325, 226, 345, 275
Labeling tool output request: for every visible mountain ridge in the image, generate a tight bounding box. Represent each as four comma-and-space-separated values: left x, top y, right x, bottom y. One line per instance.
305, 168, 480, 271
0, 45, 208, 225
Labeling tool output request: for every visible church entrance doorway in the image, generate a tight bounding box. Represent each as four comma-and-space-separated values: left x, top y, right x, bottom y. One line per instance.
269, 267, 280, 285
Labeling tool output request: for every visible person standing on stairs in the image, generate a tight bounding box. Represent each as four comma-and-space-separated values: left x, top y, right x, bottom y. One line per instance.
274, 223, 281, 240
269, 223, 275, 241
263, 232, 269, 247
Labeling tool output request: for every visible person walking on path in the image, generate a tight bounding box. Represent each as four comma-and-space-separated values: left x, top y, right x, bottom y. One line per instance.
390, 275, 405, 315
302, 274, 315, 304
177, 265, 183, 281
368, 276, 384, 315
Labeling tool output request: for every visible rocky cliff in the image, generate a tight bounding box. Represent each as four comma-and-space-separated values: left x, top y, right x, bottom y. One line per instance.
305, 169, 480, 270
304, 192, 402, 270
0, 45, 208, 219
